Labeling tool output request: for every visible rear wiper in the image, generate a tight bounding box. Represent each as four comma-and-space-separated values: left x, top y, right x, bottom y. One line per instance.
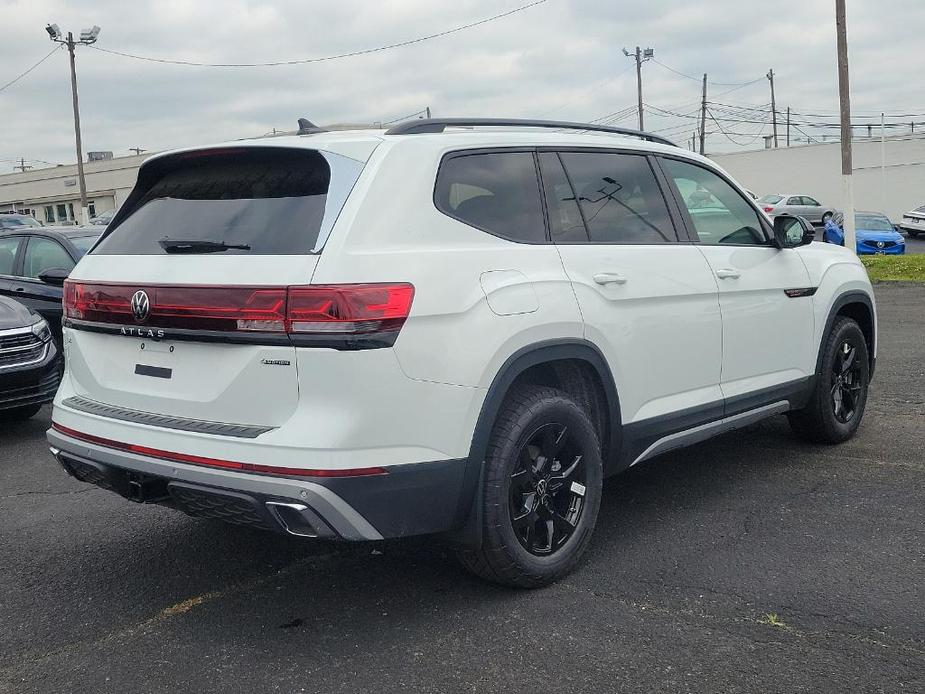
158, 239, 251, 254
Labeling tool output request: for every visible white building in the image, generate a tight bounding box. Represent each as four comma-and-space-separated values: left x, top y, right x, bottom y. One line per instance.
712, 134, 925, 220
0, 152, 150, 224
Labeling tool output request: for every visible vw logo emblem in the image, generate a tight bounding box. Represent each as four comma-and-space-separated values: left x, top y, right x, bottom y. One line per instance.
876, 241, 885, 248
131, 290, 150, 323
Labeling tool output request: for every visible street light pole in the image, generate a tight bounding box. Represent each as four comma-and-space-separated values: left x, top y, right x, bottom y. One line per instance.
66, 32, 89, 226
46, 23, 100, 226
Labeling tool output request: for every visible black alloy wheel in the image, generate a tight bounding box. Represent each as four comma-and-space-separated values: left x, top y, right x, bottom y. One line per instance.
508, 423, 587, 556
831, 340, 864, 424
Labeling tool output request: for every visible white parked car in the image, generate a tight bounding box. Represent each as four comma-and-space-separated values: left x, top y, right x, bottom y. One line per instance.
898, 203, 925, 237
758, 193, 837, 224
47, 118, 876, 587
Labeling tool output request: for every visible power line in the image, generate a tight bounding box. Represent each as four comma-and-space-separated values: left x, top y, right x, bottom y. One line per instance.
0, 45, 63, 94
651, 59, 766, 88
87, 0, 552, 68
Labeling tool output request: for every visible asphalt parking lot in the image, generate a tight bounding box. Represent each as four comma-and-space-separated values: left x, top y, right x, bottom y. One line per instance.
1, 283, 923, 693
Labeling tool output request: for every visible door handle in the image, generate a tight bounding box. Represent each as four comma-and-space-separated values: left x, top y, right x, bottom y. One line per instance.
593, 272, 628, 286
715, 268, 741, 280
14, 287, 24, 292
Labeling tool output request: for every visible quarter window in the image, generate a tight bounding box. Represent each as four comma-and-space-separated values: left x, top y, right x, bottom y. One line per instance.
557, 151, 676, 244
22, 237, 74, 278
662, 158, 769, 246
435, 152, 546, 243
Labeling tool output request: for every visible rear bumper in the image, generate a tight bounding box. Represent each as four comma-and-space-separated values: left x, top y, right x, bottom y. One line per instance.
47, 427, 472, 541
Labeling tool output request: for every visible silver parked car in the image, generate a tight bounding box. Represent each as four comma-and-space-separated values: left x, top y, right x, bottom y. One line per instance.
758, 194, 836, 224
898, 203, 925, 238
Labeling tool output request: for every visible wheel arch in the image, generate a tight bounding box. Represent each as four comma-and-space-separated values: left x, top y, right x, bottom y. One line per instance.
817, 291, 876, 379
447, 339, 622, 546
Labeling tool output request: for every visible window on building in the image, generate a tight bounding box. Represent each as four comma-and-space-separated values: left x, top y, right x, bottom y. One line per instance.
67, 203, 75, 220
56, 204, 67, 221
88, 201, 96, 217
44, 206, 54, 224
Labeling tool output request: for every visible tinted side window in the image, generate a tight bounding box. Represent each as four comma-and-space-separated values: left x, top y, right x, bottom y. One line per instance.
558, 152, 676, 244
435, 152, 546, 243
803, 197, 820, 206
662, 158, 769, 246
538, 152, 588, 243
787, 196, 802, 205
23, 237, 74, 278
0, 236, 21, 275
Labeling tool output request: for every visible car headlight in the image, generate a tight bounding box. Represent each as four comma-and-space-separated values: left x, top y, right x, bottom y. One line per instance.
30, 316, 52, 343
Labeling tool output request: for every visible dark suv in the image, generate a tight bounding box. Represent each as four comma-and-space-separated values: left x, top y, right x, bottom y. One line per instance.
0, 294, 60, 420
0, 226, 100, 344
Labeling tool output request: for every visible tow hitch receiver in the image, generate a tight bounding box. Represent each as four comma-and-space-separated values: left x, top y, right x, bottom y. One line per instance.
124, 472, 170, 503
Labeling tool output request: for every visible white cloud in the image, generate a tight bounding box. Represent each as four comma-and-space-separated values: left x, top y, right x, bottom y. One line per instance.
0, 0, 922, 169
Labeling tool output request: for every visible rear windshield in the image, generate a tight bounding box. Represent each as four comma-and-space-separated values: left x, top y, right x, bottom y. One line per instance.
70, 234, 99, 256
758, 195, 783, 204
93, 148, 361, 255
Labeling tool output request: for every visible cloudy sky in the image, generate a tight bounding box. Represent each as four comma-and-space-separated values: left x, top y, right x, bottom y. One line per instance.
1, 0, 923, 171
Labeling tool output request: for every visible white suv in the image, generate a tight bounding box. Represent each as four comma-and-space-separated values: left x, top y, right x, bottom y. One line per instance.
47, 118, 876, 587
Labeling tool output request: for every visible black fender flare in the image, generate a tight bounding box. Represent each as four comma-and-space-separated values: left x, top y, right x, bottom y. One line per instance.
447, 339, 622, 545
815, 290, 876, 379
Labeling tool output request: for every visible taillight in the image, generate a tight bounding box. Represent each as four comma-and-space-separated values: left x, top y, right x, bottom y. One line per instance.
287, 284, 414, 335
62, 281, 414, 347
763, 206, 774, 213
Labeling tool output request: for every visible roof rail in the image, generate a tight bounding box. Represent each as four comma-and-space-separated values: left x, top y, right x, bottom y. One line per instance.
384, 118, 678, 147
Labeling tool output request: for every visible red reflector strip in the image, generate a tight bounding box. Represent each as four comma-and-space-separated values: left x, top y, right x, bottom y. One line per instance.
51, 422, 387, 478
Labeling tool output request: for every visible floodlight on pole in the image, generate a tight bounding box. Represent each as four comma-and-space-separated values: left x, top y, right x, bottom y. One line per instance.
45, 22, 101, 226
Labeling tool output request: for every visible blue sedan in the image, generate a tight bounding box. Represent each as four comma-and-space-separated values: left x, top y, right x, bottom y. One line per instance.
823, 211, 906, 255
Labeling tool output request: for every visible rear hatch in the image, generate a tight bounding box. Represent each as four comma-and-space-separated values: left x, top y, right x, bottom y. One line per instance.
63, 143, 370, 428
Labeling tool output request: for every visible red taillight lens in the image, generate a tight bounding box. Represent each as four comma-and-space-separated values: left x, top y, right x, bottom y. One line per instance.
51, 422, 388, 478
287, 284, 415, 334
763, 206, 774, 213
62, 281, 414, 341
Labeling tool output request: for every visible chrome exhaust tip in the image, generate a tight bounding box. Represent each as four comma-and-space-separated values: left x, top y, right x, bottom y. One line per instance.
266, 501, 320, 538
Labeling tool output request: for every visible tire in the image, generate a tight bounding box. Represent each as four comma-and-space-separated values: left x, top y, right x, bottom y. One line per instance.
456, 385, 603, 588
788, 317, 870, 444
907, 229, 919, 238
0, 404, 42, 421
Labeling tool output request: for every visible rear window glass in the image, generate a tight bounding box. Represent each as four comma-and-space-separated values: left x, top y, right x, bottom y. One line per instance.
93, 148, 359, 255
70, 235, 99, 256
915, 204, 925, 213
758, 195, 783, 204
434, 151, 546, 243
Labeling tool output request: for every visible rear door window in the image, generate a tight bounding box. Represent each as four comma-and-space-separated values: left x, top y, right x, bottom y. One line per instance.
434, 151, 546, 243
0, 236, 22, 275
93, 148, 362, 255
556, 151, 677, 244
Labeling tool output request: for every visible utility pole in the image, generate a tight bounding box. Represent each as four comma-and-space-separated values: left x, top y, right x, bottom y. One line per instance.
425, 106, 432, 119
881, 112, 886, 210
14, 158, 32, 173
623, 46, 653, 131
767, 69, 778, 148
835, 0, 856, 254
786, 106, 791, 147
46, 23, 100, 226
699, 73, 707, 155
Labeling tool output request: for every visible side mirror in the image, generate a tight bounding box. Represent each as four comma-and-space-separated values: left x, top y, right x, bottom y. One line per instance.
773, 214, 814, 248
37, 267, 69, 286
